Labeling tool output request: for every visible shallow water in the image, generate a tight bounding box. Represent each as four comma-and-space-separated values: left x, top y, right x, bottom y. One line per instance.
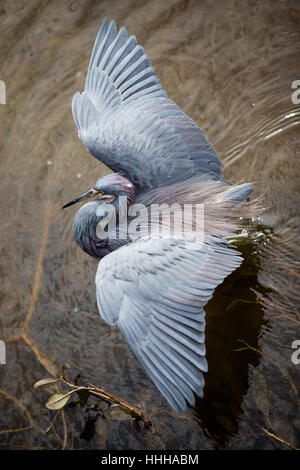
0, 0, 299, 450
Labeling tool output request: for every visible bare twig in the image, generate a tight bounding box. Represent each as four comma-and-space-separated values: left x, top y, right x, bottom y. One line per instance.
23, 202, 53, 334
44, 409, 62, 436
59, 375, 152, 428
261, 427, 298, 450
61, 410, 68, 450
233, 339, 262, 355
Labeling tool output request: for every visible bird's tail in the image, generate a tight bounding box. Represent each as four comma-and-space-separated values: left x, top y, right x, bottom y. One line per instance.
137, 177, 263, 241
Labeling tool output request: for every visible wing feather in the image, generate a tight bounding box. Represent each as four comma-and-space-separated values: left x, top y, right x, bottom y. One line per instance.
72, 19, 222, 191
95, 236, 242, 411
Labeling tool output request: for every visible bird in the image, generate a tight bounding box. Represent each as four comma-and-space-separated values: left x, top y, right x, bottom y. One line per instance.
63, 18, 255, 413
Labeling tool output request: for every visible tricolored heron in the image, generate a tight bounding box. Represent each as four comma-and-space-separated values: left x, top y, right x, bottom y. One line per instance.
63, 18, 255, 412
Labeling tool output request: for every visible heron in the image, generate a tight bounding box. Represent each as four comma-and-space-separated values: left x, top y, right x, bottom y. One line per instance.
63, 18, 255, 413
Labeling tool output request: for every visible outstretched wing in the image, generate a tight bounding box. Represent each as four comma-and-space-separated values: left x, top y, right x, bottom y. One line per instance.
95, 236, 242, 412
72, 18, 222, 192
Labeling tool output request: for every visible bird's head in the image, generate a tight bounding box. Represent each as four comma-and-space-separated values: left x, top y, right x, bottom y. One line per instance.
62, 173, 135, 210
62, 173, 135, 258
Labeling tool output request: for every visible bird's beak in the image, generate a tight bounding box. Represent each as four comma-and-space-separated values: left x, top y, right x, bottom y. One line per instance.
62, 189, 102, 209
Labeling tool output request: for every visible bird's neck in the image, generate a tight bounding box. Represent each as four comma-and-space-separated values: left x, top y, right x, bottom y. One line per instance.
73, 184, 135, 259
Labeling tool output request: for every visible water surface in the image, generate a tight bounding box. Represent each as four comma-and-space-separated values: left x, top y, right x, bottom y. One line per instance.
0, 0, 299, 450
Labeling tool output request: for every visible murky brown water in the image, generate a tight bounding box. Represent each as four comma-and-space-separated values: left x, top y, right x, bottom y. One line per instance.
0, 0, 300, 450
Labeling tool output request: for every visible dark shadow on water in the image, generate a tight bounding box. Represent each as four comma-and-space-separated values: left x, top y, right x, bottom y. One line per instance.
193, 242, 268, 448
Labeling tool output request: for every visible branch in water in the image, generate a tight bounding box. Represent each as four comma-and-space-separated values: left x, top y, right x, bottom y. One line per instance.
34, 366, 152, 432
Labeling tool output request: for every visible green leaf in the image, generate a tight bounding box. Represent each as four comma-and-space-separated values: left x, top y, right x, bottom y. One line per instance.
46, 391, 74, 410
104, 404, 133, 421
33, 378, 60, 389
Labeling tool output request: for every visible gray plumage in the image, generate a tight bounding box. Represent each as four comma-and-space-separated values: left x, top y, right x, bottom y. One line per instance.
66, 18, 255, 413
72, 18, 221, 192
